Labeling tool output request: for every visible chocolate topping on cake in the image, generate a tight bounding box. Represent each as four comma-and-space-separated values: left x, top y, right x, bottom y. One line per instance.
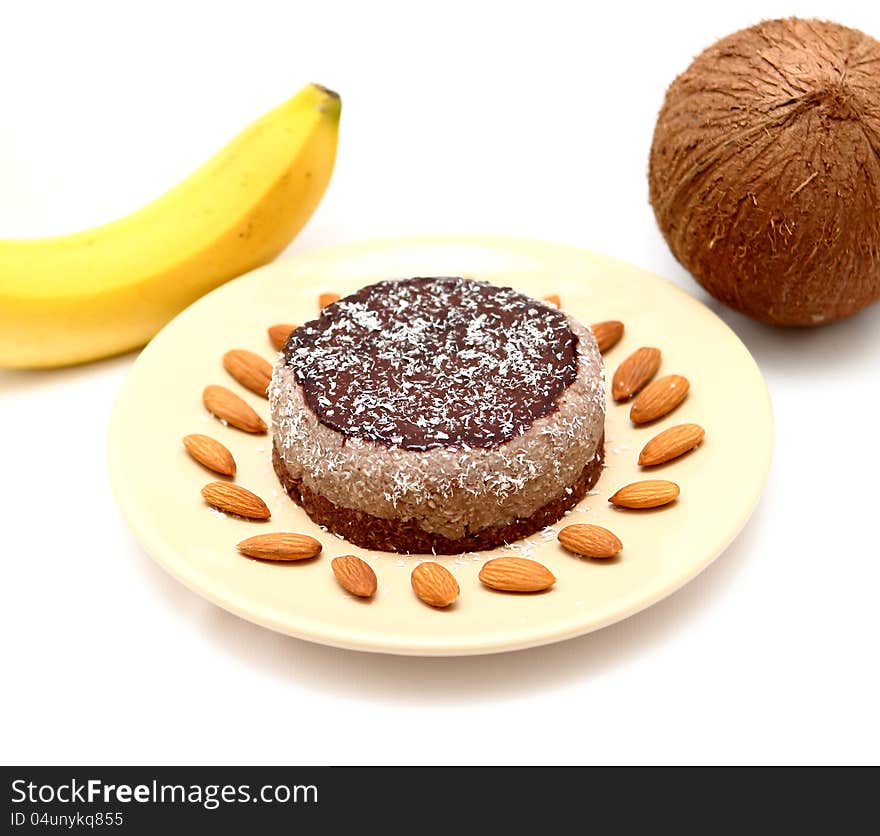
283, 277, 579, 451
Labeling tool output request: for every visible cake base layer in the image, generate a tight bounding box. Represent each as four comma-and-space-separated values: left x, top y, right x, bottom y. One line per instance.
272, 434, 605, 555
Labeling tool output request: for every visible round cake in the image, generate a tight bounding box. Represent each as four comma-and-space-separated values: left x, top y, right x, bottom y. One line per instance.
269, 276, 605, 554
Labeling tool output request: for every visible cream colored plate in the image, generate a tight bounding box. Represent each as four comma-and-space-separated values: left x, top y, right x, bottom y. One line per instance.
108, 236, 773, 656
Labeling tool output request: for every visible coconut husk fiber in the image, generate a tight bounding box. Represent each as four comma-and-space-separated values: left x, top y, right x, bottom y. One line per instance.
649, 18, 880, 326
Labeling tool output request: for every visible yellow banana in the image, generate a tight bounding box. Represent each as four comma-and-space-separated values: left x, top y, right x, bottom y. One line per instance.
0, 83, 340, 368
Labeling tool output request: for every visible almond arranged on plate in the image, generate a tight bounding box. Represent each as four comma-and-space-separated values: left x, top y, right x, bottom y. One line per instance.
182, 434, 236, 476
609, 480, 680, 509
639, 423, 705, 466
319, 292, 341, 309
268, 323, 297, 352
201, 481, 271, 520
590, 320, 624, 354
479, 557, 556, 592
223, 349, 273, 398
612, 347, 661, 401
202, 385, 267, 434
411, 562, 460, 608
558, 524, 622, 559
236, 533, 321, 561
630, 375, 690, 424
543, 294, 561, 307
332, 555, 377, 598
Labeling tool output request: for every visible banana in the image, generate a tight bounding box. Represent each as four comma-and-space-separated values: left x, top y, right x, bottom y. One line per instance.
0, 83, 340, 368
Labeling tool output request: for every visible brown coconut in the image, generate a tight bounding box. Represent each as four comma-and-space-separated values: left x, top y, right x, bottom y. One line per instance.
649, 18, 880, 326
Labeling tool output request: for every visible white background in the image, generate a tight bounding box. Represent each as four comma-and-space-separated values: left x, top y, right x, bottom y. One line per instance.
2, 1, 878, 765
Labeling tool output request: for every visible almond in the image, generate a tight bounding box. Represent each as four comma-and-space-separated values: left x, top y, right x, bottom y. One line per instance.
182, 434, 236, 476
237, 533, 321, 561
268, 323, 297, 352
639, 423, 705, 466
411, 562, 460, 608
319, 292, 341, 310
222, 349, 273, 398
609, 480, 679, 509
203, 385, 267, 434
612, 347, 661, 401
479, 557, 556, 592
543, 294, 561, 307
557, 524, 622, 559
201, 482, 270, 519
590, 320, 625, 354
630, 374, 690, 424
331, 555, 377, 598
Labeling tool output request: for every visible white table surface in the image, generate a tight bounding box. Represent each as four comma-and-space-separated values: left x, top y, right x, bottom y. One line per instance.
2, 0, 878, 765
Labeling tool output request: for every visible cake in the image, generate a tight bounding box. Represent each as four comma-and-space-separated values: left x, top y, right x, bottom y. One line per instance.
269, 276, 605, 554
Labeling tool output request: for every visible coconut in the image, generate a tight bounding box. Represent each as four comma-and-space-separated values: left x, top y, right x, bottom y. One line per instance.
649, 18, 880, 327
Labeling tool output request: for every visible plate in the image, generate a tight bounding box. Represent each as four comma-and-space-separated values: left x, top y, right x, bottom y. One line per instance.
108, 235, 773, 655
